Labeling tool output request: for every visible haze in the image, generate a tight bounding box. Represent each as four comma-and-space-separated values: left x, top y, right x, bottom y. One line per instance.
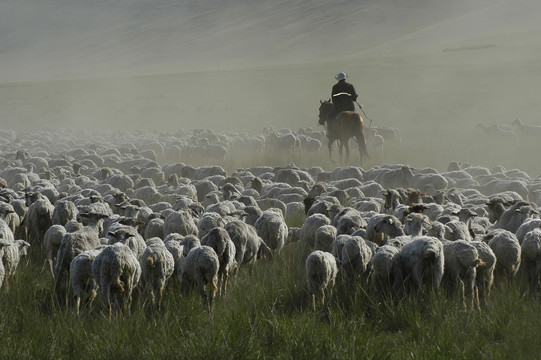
1, 0, 541, 172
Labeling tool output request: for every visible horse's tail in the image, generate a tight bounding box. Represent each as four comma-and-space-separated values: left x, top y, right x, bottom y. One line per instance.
354, 113, 370, 160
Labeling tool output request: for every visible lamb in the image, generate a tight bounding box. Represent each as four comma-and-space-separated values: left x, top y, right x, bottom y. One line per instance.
92, 243, 142, 317
179, 244, 220, 313
70, 248, 102, 314
140, 237, 175, 307
398, 236, 444, 292
0, 239, 30, 291
370, 245, 401, 296
442, 240, 482, 307
520, 229, 541, 293
305, 250, 338, 311
254, 208, 288, 254
200, 227, 237, 296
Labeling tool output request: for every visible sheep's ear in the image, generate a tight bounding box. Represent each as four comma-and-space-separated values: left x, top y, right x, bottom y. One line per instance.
107, 231, 116, 237
388, 218, 394, 225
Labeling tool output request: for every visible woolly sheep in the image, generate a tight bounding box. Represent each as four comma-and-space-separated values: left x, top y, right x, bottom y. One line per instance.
306, 250, 338, 311
224, 220, 271, 266
340, 236, 374, 281
520, 229, 541, 292
0, 239, 30, 290
140, 237, 175, 307
370, 245, 401, 296
487, 229, 521, 281
92, 243, 142, 317
442, 240, 482, 307
254, 208, 288, 254
399, 236, 444, 292
470, 241, 496, 307
44, 225, 67, 276
314, 225, 337, 253
70, 248, 102, 313
179, 244, 220, 313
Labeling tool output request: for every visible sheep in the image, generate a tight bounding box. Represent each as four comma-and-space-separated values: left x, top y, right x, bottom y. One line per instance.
340, 236, 374, 281
200, 227, 236, 296
314, 225, 337, 253
373, 215, 405, 245
398, 236, 444, 293
197, 212, 226, 239
92, 243, 142, 317
224, 220, 271, 266
475, 123, 518, 143
370, 245, 401, 296
305, 250, 338, 311
0, 239, 30, 291
287, 213, 331, 249
487, 229, 521, 281
178, 244, 220, 313
470, 241, 496, 307
143, 217, 165, 240
54, 213, 106, 293
332, 207, 366, 235
403, 212, 430, 237
70, 248, 102, 314
163, 210, 198, 237
442, 240, 482, 307
106, 224, 147, 259
44, 225, 67, 276
254, 208, 288, 254
140, 237, 175, 307
25, 197, 54, 244
520, 229, 541, 293
52, 200, 78, 226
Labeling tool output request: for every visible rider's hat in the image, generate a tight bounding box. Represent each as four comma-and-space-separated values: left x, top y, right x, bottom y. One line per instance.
334, 72, 347, 81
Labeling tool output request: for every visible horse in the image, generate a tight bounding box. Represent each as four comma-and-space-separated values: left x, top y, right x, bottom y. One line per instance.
318, 99, 369, 165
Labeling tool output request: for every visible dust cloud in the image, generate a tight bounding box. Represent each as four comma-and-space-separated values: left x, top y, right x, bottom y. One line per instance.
1, 0, 541, 173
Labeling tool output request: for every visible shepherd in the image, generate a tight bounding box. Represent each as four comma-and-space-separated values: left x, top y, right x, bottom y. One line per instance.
318, 72, 369, 164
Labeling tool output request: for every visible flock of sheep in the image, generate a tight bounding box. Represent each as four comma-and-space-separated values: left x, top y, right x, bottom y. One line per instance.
0, 126, 540, 317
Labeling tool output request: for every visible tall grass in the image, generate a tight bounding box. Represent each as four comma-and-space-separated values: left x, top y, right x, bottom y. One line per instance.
2, 239, 541, 359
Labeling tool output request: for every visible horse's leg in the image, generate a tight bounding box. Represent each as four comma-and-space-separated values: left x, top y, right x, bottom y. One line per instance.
356, 132, 369, 166
338, 140, 344, 163
344, 139, 350, 163
328, 139, 334, 163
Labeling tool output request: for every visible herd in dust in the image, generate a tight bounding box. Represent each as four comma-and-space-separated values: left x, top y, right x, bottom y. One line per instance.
0, 120, 541, 316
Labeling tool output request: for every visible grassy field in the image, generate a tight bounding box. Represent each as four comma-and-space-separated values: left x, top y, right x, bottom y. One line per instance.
1, 220, 541, 359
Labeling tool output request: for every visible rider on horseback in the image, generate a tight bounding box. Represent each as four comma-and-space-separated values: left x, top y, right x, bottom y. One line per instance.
327, 72, 359, 138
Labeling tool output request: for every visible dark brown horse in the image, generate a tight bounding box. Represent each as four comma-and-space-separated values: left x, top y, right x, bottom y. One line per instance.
318, 100, 369, 165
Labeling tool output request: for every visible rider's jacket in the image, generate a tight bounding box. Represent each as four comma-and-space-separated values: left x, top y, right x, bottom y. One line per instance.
331, 80, 358, 112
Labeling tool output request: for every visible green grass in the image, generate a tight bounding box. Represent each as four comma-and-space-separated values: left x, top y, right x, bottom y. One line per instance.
2, 241, 541, 360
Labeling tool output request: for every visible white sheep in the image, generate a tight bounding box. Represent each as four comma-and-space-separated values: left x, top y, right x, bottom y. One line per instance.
470, 241, 496, 307
403, 212, 430, 237
314, 225, 337, 253
398, 236, 444, 292
0, 239, 30, 291
306, 250, 338, 311
254, 208, 288, 254
179, 244, 220, 313
339, 236, 374, 281
370, 245, 401, 296
140, 237, 175, 307
487, 229, 521, 281
200, 227, 237, 296
92, 242, 142, 317
44, 224, 67, 276
224, 220, 271, 266
70, 248, 102, 314
442, 240, 482, 307
520, 229, 541, 293
287, 213, 331, 249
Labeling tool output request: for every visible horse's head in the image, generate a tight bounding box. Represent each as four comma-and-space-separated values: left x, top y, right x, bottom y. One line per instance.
318, 99, 332, 125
